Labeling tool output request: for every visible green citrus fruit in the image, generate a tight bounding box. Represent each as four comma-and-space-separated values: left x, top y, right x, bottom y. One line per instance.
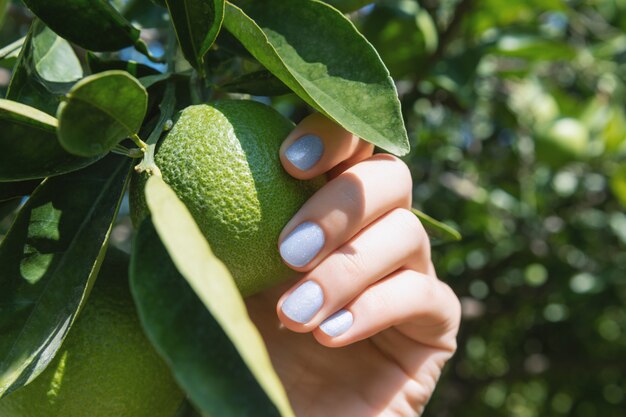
0, 248, 185, 417
130, 100, 324, 297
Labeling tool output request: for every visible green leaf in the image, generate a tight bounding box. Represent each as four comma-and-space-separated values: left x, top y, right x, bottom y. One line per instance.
0, 180, 40, 202
361, 4, 429, 79
137, 176, 295, 417
165, 0, 225, 74
0, 36, 26, 64
7, 20, 83, 115
131, 219, 283, 417
323, 0, 373, 13
0, 0, 9, 27
224, 0, 409, 156
0, 199, 20, 223
173, 400, 204, 417
0, 155, 131, 398
57, 70, 148, 157
86, 52, 160, 78
21, 0, 150, 55
411, 208, 462, 244
0, 99, 99, 181
492, 34, 577, 60
610, 165, 626, 209
220, 70, 290, 96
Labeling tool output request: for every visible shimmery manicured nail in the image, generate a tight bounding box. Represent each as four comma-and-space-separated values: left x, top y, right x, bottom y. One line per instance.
281, 281, 324, 323
285, 134, 324, 171
320, 310, 353, 337
279, 222, 325, 267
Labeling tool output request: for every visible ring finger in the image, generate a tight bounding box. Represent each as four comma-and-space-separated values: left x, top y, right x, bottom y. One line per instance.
277, 208, 431, 330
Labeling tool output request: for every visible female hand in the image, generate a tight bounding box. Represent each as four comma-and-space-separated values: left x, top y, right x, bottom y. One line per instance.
245, 113, 461, 417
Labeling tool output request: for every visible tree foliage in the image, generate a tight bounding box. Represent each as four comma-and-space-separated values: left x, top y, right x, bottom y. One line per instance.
0, 0, 624, 416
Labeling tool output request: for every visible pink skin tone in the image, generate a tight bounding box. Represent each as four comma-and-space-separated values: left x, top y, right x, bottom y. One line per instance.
245, 113, 461, 417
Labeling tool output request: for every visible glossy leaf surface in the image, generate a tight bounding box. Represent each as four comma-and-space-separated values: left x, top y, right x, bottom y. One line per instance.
0, 199, 20, 222
224, 0, 409, 156
57, 70, 148, 157
138, 176, 294, 416
0, 99, 98, 181
0, 180, 40, 202
220, 70, 290, 96
87, 53, 160, 78
0, 155, 131, 398
7, 20, 83, 115
21, 0, 143, 52
165, 0, 224, 73
411, 208, 462, 245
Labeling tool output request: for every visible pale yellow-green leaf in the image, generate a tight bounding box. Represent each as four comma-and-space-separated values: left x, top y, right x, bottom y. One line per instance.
144, 176, 294, 417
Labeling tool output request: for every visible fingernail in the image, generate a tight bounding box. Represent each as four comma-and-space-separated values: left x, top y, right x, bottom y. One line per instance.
279, 222, 325, 267
320, 309, 353, 337
281, 281, 324, 323
285, 134, 324, 171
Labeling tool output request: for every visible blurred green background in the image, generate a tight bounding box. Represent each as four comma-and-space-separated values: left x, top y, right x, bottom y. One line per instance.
2, 0, 625, 416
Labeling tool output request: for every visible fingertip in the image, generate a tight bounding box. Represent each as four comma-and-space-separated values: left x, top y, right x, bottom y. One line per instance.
279, 113, 369, 179
312, 328, 351, 348
275, 280, 325, 333
313, 309, 355, 347
281, 133, 325, 174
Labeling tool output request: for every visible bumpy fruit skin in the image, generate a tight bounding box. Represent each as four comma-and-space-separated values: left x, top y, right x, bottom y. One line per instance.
0, 248, 185, 417
130, 100, 324, 296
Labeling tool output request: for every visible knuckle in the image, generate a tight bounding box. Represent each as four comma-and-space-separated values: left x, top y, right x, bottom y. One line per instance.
336, 247, 368, 279
437, 281, 462, 334
374, 154, 413, 192
392, 208, 431, 258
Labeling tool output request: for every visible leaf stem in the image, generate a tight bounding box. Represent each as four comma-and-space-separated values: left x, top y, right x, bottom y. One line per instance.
131, 133, 149, 151
111, 144, 144, 158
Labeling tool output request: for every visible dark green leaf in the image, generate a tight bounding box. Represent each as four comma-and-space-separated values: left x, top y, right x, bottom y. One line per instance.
220, 70, 291, 96
57, 70, 148, 157
7, 20, 83, 115
173, 400, 204, 417
0, 99, 99, 181
361, 4, 433, 78
223, 0, 410, 156
139, 73, 174, 89
411, 208, 462, 244
0, 36, 26, 60
131, 218, 282, 417
0, 0, 9, 27
0, 180, 40, 202
87, 52, 160, 78
492, 34, 577, 60
323, 0, 374, 12
0, 155, 131, 398
21, 0, 150, 54
0, 199, 20, 223
610, 165, 626, 209
121, 0, 170, 28
165, 0, 225, 74
138, 176, 295, 417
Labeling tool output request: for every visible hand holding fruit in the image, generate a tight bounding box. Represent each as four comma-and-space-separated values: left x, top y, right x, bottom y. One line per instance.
246, 113, 462, 417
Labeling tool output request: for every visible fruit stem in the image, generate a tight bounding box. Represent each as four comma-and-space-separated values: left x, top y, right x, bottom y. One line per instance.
134, 143, 162, 178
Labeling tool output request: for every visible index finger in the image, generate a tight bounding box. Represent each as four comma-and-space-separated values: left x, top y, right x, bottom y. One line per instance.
279, 113, 374, 180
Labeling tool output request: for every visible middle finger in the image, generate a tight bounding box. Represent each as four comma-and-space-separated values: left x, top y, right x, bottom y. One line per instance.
278, 154, 412, 271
